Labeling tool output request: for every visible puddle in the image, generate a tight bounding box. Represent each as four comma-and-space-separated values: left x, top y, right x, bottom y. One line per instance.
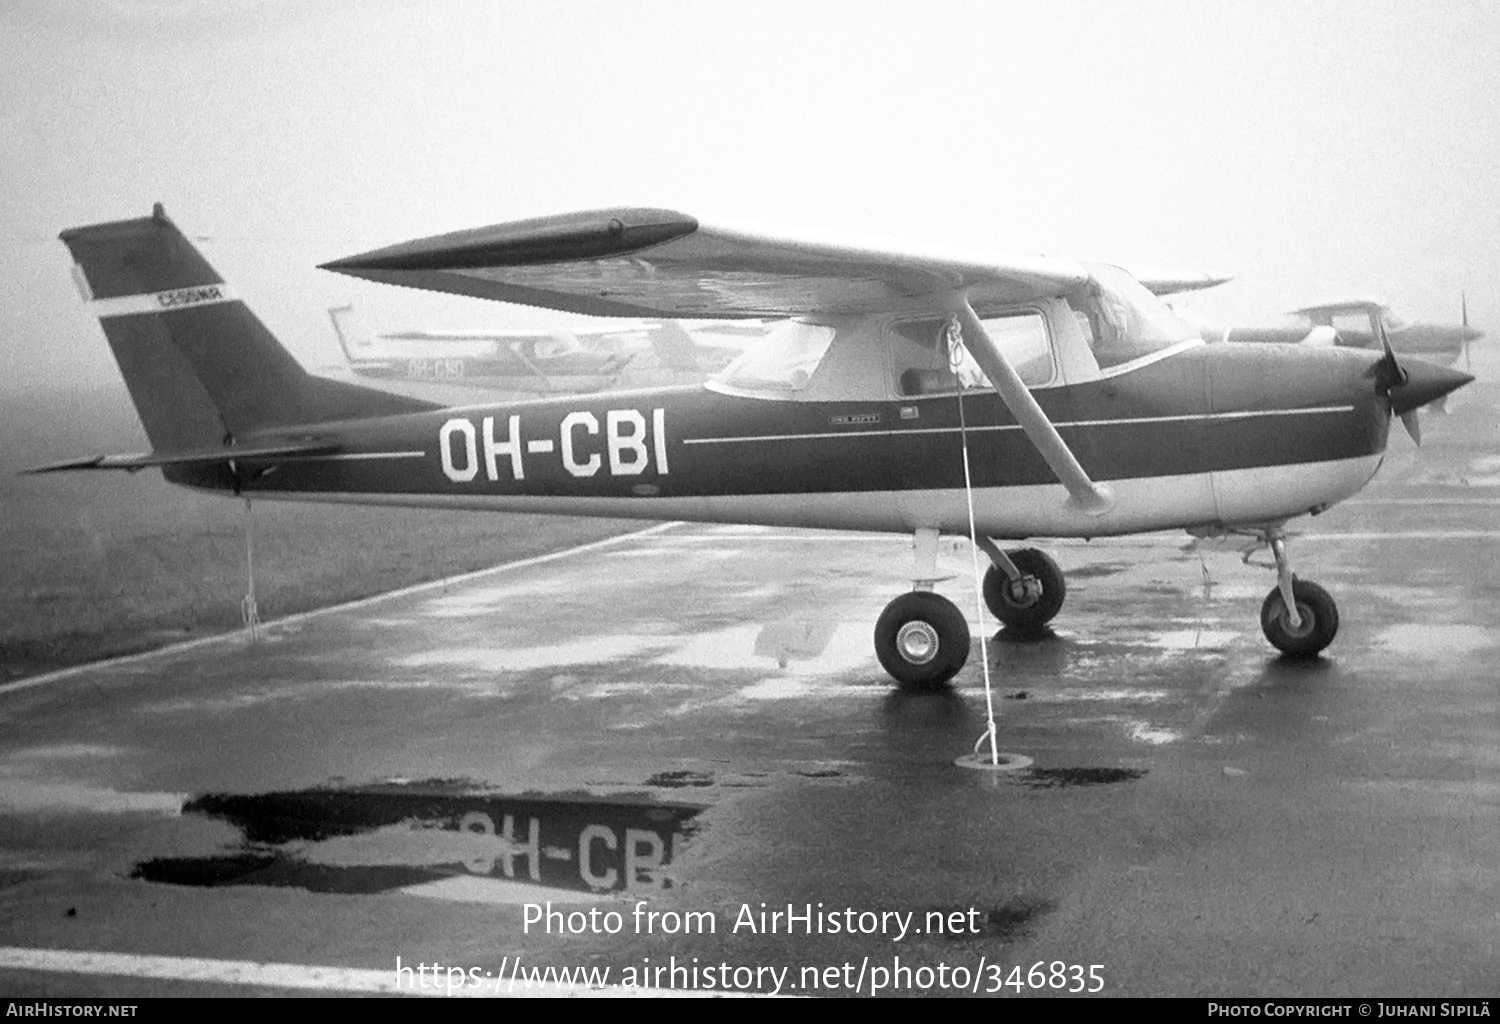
1014, 767, 1147, 788
1376, 624, 1494, 659
656, 622, 872, 675
1068, 562, 1131, 579
1000, 688, 1169, 704
1127, 722, 1180, 745
0, 781, 186, 815
8, 745, 128, 761
654, 625, 763, 669
737, 678, 818, 700
421, 580, 570, 617
1146, 629, 1239, 651
130, 782, 706, 897
140, 677, 509, 714
393, 636, 670, 672
643, 770, 714, 789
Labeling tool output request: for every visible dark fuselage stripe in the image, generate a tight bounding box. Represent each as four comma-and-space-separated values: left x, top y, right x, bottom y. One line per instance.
679, 405, 1356, 446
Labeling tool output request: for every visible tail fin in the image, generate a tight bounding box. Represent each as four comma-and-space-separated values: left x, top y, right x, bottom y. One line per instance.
327, 303, 380, 363
61, 204, 435, 455
648, 320, 703, 371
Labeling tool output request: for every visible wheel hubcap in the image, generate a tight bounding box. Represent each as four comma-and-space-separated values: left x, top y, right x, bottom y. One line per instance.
1281, 602, 1315, 638
1006, 576, 1042, 608
895, 621, 940, 664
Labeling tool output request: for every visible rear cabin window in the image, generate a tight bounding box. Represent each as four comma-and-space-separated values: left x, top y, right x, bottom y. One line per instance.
713, 320, 836, 394
892, 312, 1053, 396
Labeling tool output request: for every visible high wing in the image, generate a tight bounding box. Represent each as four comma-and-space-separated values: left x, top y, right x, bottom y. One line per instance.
324, 208, 1114, 513
320, 208, 1089, 319
1129, 267, 1233, 297
1291, 298, 1390, 321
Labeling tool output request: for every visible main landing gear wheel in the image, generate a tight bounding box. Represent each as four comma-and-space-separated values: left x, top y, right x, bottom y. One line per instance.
874, 591, 970, 692
983, 548, 1066, 631
1260, 578, 1339, 657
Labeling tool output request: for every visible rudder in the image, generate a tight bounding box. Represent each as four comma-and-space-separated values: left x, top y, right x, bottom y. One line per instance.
61, 204, 433, 454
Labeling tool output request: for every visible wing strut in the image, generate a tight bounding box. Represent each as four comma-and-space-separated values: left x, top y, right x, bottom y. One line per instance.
946, 296, 1114, 515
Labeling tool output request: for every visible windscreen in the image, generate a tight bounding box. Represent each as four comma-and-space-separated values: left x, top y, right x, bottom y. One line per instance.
1066, 264, 1198, 369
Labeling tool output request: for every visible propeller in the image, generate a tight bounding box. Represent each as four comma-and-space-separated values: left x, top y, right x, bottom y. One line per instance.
1369, 313, 1475, 445
1463, 291, 1471, 373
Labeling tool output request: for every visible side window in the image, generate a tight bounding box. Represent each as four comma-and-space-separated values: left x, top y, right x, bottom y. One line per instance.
891, 312, 1053, 396
714, 320, 836, 394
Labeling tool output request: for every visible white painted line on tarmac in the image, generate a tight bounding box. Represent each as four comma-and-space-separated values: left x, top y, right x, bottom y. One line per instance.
0, 945, 727, 997
634, 534, 903, 543
636, 530, 1500, 545
1301, 530, 1500, 540
1347, 498, 1500, 505
0, 523, 680, 697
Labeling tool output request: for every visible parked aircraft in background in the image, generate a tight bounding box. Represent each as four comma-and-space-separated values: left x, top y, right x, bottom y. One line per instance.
1181, 298, 1483, 367
644, 319, 765, 374
37, 206, 1472, 693
327, 304, 646, 392
329, 306, 768, 391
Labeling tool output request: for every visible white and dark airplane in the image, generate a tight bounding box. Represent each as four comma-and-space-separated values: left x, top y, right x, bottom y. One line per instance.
1185, 297, 1483, 367
33, 205, 1473, 691
326, 303, 646, 392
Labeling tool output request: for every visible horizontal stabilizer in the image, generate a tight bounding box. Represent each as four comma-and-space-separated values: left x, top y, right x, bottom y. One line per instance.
22, 438, 338, 475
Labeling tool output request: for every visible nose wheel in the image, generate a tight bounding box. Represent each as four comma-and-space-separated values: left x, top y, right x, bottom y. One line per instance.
1239, 529, 1339, 657
1260, 577, 1339, 656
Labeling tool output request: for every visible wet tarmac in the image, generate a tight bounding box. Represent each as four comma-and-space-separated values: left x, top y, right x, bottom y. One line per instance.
2, 356, 1497, 998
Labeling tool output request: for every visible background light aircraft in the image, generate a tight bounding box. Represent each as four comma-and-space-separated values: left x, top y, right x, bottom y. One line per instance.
328, 305, 763, 391
326, 304, 645, 392
1183, 297, 1484, 367
34, 205, 1473, 691
644, 319, 766, 375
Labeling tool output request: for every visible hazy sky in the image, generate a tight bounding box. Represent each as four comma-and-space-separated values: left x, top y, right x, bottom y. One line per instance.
2, 0, 1497, 391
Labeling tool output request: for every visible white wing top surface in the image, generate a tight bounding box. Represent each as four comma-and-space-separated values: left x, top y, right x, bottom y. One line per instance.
321, 208, 1090, 320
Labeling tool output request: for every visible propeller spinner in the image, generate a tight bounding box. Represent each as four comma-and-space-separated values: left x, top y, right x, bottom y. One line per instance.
1370, 313, 1474, 444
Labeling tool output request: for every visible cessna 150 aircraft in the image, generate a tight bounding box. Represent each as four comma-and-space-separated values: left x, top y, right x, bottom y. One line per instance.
1185, 298, 1483, 366
36, 205, 1473, 691
326, 303, 644, 392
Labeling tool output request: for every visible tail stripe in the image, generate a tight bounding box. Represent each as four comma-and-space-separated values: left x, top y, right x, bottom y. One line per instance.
90, 284, 240, 319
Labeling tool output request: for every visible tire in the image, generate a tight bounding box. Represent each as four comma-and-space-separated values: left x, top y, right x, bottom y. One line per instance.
874, 591, 971, 692
983, 548, 1066, 631
1260, 578, 1339, 657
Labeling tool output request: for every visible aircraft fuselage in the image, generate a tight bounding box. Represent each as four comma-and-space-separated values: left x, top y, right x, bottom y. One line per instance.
186, 342, 1390, 540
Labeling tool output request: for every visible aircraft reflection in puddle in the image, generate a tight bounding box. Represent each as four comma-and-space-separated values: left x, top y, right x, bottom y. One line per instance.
133, 782, 704, 897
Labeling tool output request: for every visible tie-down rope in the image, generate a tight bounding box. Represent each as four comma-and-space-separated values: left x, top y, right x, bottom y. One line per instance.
241, 496, 262, 641
947, 317, 1000, 766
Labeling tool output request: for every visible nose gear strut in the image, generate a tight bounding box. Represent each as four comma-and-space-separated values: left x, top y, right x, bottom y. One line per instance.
1206, 524, 1340, 657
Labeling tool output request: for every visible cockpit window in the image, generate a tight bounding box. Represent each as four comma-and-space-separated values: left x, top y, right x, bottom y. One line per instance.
712, 320, 836, 393
1065, 264, 1197, 369
892, 312, 1053, 396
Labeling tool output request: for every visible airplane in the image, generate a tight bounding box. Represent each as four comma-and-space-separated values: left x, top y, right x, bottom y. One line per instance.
1184, 297, 1483, 367
32, 204, 1473, 694
640, 319, 766, 375
326, 303, 645, 392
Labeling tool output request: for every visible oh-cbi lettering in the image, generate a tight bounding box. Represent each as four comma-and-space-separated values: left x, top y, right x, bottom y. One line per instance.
440, 408, 668, 483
